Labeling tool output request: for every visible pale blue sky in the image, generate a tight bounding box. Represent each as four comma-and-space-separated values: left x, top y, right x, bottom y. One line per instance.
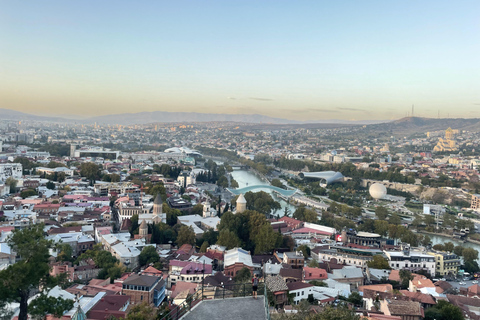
1, 1, 479, 121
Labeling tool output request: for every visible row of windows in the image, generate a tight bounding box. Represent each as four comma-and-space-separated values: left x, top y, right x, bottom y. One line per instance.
123, 285, 151, 291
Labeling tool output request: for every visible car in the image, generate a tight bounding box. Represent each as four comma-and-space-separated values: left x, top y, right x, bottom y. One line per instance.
441, 278, 446, 281
459, 282, 466, 285
473, 280, 478, 284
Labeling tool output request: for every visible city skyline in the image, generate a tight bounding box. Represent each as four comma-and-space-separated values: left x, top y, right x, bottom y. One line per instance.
1, 1, 479, 121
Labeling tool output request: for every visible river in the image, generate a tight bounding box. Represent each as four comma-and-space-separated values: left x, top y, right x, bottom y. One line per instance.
229, 168, 297, 217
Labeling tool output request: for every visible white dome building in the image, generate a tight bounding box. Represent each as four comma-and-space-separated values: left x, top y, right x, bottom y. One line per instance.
369, 183, 387, 200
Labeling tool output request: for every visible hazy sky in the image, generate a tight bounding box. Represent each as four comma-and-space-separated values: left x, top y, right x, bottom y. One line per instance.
1, 1, 479, 121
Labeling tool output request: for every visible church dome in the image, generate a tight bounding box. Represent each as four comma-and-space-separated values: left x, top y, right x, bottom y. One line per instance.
236, 194, 247, 204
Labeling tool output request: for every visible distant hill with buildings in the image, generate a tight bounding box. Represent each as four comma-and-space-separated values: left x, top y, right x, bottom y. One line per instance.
0, 108, 67, 123
364, 117, 480, 136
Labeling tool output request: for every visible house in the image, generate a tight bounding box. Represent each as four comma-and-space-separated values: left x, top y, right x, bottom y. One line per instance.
280, 267, 303, 283
265, 275, 288, 308
88, 295, 130, 320
380, 300, 424, 320
358, 284, 393, 294
281, 251, 305, 269
303, 267, 328, 282
287, 282, 314, 305
224, 248, 254, 278
122, 273, 166, 307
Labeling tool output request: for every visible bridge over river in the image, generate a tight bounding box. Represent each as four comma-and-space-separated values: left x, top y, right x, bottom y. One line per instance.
226, 185, 298, 197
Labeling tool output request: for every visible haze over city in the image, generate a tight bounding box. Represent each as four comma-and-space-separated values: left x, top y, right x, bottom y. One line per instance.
1, 1, 480, 121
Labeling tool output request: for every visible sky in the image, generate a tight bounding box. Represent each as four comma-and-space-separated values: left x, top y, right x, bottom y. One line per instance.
1, 1, 479, 121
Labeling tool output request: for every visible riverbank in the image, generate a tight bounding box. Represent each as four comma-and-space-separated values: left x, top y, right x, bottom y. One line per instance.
418, 230, 480, 246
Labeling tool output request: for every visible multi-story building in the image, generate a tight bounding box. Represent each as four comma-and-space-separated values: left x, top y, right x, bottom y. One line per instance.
313, 246, 383, 268
427, 251, 461, 276
121, 273, 166, 307
384, 249, 436, 276
0, 163, 22, 181
471, 194, 480, 210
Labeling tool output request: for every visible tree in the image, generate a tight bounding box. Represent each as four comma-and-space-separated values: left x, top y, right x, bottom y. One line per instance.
28, 294, 74, 320
399, 269, 413, 289
293, 206, 317, 223
20, 189, 37, 199
444, 242, 455, 252
234, 267, 252, 283
200, 241, 209, 253
424, 300, 464, 320
347, 292, 363, 306
176, 225, 196, 246
309, 305, 361, 320
5, 176, 17, 192
367, 255, 391, 270
375, 206, 388, 220
46, 181, 55, 190
271, 179, 284, 189
139, 246, 160, 267
297, 244, 311, 258
464, 260, 480, 274
389, 213, 401, 225
308, 259, 319, 268
216, 176, 229, 188
253, 224, 278, 254
129, 214, 139, 237
56, 243, 74, 263
0, 224, 72, 320
463, 248, 479, 262
79, 162, 101, 183
125, 302, 158, 320
217, 229, 242, 249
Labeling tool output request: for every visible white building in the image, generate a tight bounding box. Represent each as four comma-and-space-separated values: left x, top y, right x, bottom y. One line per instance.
0, 163, 22, 181
384, 249, 436, 276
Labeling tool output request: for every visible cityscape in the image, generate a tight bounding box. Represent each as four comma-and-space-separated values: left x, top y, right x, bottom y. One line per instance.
2, 117, 480, 320
2, 1, 480, 320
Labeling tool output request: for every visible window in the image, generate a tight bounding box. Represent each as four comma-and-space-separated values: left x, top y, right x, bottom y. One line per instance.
140, 295, 143, 301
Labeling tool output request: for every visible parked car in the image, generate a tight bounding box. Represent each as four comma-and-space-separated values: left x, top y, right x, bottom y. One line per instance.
459, 281, 466, 285
473, 280, 478, 284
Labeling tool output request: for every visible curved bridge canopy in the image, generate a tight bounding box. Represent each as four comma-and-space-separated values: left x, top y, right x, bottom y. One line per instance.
298, 171, 344, 185
227, 185, 298, 197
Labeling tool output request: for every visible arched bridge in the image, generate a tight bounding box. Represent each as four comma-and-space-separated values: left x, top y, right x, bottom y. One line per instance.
226, 185, 298, 197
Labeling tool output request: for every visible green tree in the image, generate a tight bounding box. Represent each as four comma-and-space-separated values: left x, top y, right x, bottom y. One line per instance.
0, 224, 72, 320
28, 294, 74, 320
5, 176, 17, 192
56, 243, 73, 263
424, 300, 464, 320
293, 206, 317, 223
399, 269, 413, 289
375, 206, 388, 220
125, 301, 158, 320
217, 229, 242, 249
46, 181, 55, 190
199, 241, 209, 253
20, 189, 37, 199
234, 267, 252, 283
347, 292, 363, 306
297, 244, 311, 258
271, 179, 284, 189
389, 213, 401, 225
308, 259, 319, 268
367, 255, 391, 269
463, 248, 479, 262
444, 242, 455, 252
79, 162, 101, 183
139, 246, 160, 267
216, 176, 229, 188
176, 225, 196, 246
253, 224, 279, 254
129, 214, 139, 237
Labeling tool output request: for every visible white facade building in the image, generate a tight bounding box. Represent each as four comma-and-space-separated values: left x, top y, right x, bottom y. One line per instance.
0, 163, 22, 181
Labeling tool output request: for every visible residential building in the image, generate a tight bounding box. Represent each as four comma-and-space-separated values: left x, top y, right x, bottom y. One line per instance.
287, 282, 314, 305
384, 249, 436, 276
224, 248, 253, 277
427, 251, 460, 276
121, 273, 166, 307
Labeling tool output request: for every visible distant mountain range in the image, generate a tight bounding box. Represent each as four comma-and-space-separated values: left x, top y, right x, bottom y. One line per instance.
365, 117, 480, 135
2, 108, 479, 134
0, 108, 383, 125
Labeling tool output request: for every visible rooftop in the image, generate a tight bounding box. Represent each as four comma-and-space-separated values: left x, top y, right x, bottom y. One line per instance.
181, 296, 266, 320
